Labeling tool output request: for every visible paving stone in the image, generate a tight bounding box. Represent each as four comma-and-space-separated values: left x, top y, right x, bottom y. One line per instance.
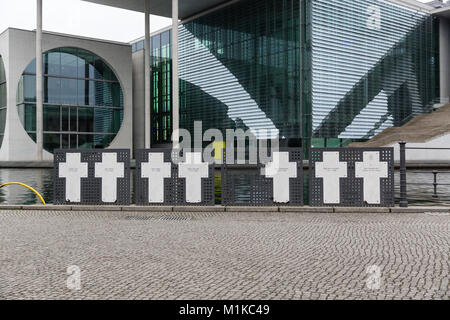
0, 209, 448, 300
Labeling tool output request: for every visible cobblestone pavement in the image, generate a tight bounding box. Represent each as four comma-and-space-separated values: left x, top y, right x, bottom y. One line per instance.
0, 210, 448, 300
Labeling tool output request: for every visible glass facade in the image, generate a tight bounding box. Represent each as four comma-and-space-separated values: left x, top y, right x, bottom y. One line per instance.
308, 0, 440, 147
0, 55, 6, 148
16, 47, 124, 153
132, 29, 173, 145
131, 0, 439, 152
179, 0, 300, 145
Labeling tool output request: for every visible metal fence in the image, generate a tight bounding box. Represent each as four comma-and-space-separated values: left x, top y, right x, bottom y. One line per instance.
399, 142, 450, 207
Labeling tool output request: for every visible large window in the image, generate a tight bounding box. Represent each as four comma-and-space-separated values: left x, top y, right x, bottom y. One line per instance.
151, 30, 172, 145
0, 55, 6, 148
132, 30, 173, 145
16, 47, 123, 153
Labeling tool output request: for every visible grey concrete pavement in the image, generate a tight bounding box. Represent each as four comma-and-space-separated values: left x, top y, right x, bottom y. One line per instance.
0, 209, 448, 300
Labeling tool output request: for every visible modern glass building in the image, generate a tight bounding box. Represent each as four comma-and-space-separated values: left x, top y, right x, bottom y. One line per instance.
16, 47, 124, 153
0, 0, 446, 161
130, 0, 439, 153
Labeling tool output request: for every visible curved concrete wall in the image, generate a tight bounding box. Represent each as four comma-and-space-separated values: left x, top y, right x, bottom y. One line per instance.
0, 28, 133, 161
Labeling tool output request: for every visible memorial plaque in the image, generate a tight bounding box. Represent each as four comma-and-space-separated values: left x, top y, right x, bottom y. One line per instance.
135, 149, 177, 205
355, 151, 389, 204
315, 152, 347, 204
310, 148, 394, 207
135, 149, 214, 206
222, 148, 303, 206
54, 149, 130, 205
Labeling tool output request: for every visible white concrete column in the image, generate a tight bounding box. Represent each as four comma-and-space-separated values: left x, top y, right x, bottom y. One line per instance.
172, 0, 179, 147
144, 0, 151, 148
36, 0, 43, 160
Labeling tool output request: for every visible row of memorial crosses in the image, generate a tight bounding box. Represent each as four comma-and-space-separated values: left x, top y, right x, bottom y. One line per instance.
59, 150, 388, 205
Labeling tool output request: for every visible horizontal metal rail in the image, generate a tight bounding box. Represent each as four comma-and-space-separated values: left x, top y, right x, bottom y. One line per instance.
399, 142, 450, 206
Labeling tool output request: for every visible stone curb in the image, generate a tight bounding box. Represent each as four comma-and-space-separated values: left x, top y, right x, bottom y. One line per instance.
225, 206, 279, 212
280, 207, 334, 213
1, 205, 450, 214
122, 206, 174, 212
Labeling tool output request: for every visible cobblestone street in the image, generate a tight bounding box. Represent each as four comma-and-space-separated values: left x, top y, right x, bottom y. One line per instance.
0, 209, 448, 300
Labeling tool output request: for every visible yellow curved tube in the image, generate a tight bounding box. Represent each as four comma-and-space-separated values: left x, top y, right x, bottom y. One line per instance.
0, 182, 46, 205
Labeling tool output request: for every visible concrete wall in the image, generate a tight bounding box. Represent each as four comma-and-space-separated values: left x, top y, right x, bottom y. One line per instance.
388, 133, 450, 162
440, 17, 450, 104
0, 30, 10, 159
0, 28, 133, 161
132, 50, 145, 154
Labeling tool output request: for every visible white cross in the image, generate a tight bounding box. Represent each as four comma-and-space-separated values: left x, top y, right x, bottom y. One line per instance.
178, 152, 209, 203
355, 151, 388, 204
141, 153, 172, 203
315, 152, 348, 204
94, 153, 124, 203
59, 153, 88, 203
263, 152, 297, 203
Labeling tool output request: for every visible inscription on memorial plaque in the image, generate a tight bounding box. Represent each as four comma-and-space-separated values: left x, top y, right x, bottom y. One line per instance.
178, 152, 209, 203
141, 152, 172, 203
315, 152, 348, 204
59, 153, 88, 203
355, 151, 388, 204
95, 153, 125, 203
263, 152, 297, 203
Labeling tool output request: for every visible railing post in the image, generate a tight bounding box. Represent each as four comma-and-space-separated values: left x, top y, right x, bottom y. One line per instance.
432, 171, 439, 198
399, 141, 408, 207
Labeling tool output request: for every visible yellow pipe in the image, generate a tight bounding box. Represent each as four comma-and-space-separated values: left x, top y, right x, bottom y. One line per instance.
0, 182, 46, 205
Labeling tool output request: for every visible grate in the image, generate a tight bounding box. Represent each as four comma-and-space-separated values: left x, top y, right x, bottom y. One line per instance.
124, 216, 189, 221
125, 216, 154, 221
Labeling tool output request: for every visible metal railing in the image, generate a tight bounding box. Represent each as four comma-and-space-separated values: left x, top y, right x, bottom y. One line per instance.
399, 142, 450, 207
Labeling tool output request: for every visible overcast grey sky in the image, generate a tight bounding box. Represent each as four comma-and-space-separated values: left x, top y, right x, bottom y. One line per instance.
0, 0, 437, 43
0, 0, 172, 43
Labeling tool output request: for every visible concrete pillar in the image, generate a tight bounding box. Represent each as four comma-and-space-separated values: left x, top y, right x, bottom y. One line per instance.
36, 0, 43, 160
172, 0, 179, 147
144, 0, 151, 148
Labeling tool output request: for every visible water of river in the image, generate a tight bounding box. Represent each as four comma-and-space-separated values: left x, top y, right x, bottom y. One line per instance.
0, 168, 449, 206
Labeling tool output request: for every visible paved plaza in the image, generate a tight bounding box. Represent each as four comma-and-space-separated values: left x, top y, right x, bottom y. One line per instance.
0, 209, 448, 300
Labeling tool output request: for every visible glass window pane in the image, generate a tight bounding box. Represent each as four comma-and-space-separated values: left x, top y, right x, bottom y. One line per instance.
94, 134, 114, 148
0, 108, 6, 134
78, 107, 93, 133
60, 49, 78, 77
60, 78, 78, 105
24, 75, 36, 102
70, 134, 77, 148
44, 50, 61, 75
0, 83, 6, 107
17, 104, 36, 132
61, 134, 69, 149
43, 105, 60, 132
0, 56, 6, 83
43, 133, 60, 153
78, 134, 93, 149
93, 108, 112, 133
70, 107, 77, 132
61, 107, 69, 132
44, 77, 61, 104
